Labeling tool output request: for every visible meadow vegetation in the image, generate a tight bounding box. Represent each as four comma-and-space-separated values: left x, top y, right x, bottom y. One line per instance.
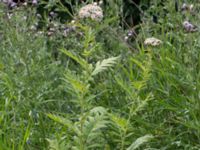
0, 0, 200, 149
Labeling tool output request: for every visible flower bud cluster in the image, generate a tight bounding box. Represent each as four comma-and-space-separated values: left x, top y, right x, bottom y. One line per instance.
78, 3, 103, 22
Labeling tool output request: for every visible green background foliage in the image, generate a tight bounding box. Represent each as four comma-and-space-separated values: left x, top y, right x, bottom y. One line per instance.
0, 0, 200, 149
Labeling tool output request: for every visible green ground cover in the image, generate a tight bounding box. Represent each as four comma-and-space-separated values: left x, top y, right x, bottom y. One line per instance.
0, 0, 200, 149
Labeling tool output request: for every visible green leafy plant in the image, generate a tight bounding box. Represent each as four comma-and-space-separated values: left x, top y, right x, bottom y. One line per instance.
1, 0, 200, 149
47, 106, 108, 150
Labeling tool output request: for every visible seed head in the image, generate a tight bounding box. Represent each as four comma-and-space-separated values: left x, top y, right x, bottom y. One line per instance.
144, 37, 162, 46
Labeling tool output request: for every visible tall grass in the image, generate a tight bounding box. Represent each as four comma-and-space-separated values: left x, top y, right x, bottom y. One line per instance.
0, 0, 200, 149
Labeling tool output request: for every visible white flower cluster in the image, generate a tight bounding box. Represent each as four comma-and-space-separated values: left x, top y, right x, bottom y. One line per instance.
144, 37, 162, 46
78, 3, 103, 22
181, 3, 194, 12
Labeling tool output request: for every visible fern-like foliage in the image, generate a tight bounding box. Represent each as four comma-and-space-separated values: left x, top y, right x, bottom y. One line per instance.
73, 107, 108, 150
131, 53, 152, 91
111, 53, 153, 149
47, 138, 69, 150
64, 70, 89, 96
92, 56, 120, 76
47, 107, 109, 150
61, 48, 119, 112
109, 113, 154, 150
109, 113, 133, 149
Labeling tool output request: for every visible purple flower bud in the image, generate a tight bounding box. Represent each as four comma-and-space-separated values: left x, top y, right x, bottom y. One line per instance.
32, 0, 37, 5
49, 11, 55, 17
10, 2, 17, 8
128, 31, 133, 37
183, 21, 197, 32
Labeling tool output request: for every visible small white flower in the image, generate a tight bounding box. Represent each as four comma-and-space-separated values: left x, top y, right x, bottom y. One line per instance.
181, 3, 188, 11
128, 32, 133, 37
99, 0, 103, 5
71, 20, 75, 24
93, 2, 98, 6
30, 25, 36, 30
189, 4, 194, 11
22, 2, 27, 6
144, 37, 162, 46
36, 13, 42, 18
7, 13, 13, 19
23, 16, 27, 20
124, 36, 129, 41
78, 3, 103, 22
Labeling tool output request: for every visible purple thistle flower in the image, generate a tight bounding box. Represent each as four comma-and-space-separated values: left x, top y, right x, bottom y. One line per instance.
10, 2, 17, 8
183, 21, 198, 32
32, 0, 37, 5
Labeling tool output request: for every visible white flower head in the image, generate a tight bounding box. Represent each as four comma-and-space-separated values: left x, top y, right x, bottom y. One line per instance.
124, 36, 129, 41
71, 20, 75, 24
189, 4, 194, 11
181, 3, 188, 11
99, 0, 103, 5
144, 37, 162, 46
78, 3, 103, 22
